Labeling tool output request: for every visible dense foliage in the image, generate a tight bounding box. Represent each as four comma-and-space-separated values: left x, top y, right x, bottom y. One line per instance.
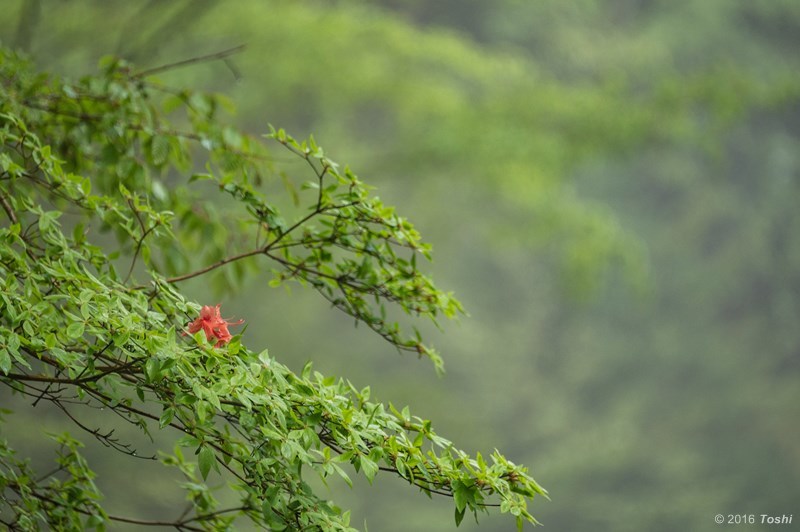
0, 48, 544, 530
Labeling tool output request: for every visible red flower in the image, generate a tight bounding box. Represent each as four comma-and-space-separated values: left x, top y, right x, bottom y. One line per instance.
185, 304, 243, 347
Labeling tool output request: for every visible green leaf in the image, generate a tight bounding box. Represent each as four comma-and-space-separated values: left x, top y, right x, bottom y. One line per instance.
395, 456, 407, 478
333, 463, 353, 488
78, 289, 94, 303
0, 348, 10, 374
198, 446, 214, 481
145, 358, 161, 382
189, 173, 214, 183
360, 455, 379, 484
301, 360, 313, 380
66, 322, 85, 339
159, 407, 175, 428
452, 480, 469, 512
7, 332, 20, 355
6, 334, 29, 370
149, 135, 171, 166
38, 211, 61, 232
455, 505, 466, 527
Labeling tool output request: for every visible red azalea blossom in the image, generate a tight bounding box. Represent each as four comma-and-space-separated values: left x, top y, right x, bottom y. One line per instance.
185, 304, 243, 347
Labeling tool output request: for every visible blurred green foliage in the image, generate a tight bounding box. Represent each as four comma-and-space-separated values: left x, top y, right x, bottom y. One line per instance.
2, 0, 799, 530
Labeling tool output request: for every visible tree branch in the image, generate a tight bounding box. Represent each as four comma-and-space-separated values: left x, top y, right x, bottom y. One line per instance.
0, 190, 18, 224
132, 44, 247, 79
159, 247, 265, 285
125, 218, 159, 283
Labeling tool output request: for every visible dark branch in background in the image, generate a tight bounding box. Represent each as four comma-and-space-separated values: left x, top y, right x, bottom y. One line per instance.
13, 0, 41, 51
116, 0, 220, 64
132, 44, 247, 80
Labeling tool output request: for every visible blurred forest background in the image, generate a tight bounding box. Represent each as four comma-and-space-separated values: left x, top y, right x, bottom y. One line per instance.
2, 1, 799, 530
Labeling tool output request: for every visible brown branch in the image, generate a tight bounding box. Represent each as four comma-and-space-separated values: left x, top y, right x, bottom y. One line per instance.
5, 363, 140, 386
0, 191, 18, 224
158, 247, 266, 285
104, 513, 199, 530
5, 372, 66, 384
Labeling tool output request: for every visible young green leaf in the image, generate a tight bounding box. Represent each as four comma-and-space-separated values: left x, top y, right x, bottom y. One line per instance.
198, 446, 215, 481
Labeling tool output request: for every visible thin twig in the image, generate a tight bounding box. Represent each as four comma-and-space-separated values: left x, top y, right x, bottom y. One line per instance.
105, 514, 203, 530
158, 247, 265, 285
132, 44, 247, 79
53, 399, 154, 459
125, 223, 159, 283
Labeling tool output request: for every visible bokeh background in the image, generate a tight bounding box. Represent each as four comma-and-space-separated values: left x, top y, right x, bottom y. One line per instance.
2, 1, 799, 530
